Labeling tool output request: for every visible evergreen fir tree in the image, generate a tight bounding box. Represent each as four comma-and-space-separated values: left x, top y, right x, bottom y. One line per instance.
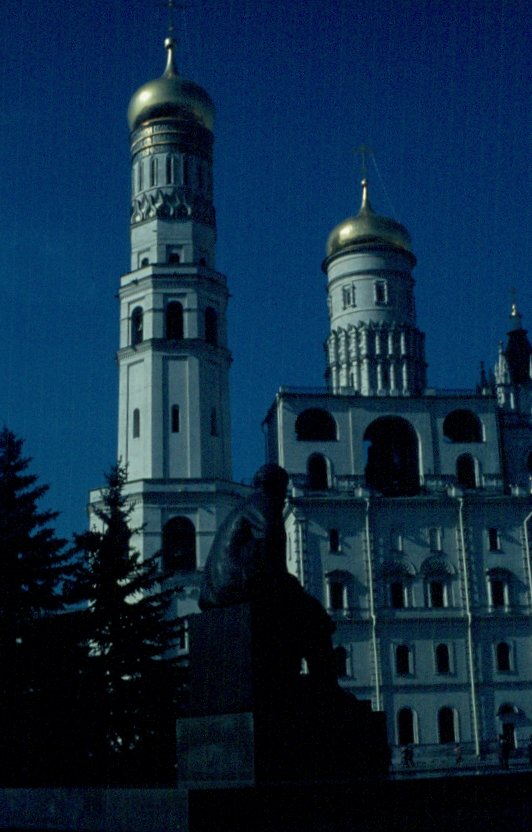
0, 427, 71, 783
71, 462, 186, 784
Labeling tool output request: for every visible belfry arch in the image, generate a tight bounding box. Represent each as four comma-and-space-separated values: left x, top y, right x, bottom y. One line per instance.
364, 416, 420, 496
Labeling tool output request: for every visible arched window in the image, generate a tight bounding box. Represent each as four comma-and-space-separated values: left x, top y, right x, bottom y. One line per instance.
205, 307, 218, 345
364, 416, 420, 496
171, 405, 180, 433
161, 516, 196, 573
383, 559, 416, 609
137, 161, 143, 192
395, 644, 411, 675
496, 642, 511, 672
397, 708, 415, 745
456, 453, 478, 489
132, 408, 140, 438
295, 408, 337, 441
435, 644, 450, 674
438, 707, 457, 744
443, 409, 483, 443
487, 569, 511, 608
183, 156, 190, 187
166, 302, 184, 340
131, 307, 143, 346
307, 453, 329, 491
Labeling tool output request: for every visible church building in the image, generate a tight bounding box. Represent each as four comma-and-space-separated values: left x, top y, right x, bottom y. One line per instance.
92, 35, 532, 767
263, 179, 532, 766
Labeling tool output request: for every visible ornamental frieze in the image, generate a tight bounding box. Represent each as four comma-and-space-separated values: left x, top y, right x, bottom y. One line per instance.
131, 189, 215, 227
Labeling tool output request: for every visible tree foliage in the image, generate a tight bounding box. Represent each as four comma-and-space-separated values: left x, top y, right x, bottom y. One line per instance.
0, 427, 72, 783
70, 462, 186, 784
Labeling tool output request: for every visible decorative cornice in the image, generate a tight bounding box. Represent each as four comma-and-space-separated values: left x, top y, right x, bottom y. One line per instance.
131, 189, 215, 227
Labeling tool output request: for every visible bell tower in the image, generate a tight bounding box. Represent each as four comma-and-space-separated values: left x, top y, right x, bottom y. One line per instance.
90, 37, 247, 603
323, 179, 427, 396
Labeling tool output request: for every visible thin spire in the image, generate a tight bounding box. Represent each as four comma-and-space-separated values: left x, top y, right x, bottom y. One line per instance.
163, 36, 179, 77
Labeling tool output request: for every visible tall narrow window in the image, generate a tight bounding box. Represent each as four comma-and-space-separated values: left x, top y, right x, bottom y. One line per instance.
166, 302, 184, 339
490, 578, 506, 608
429, 580, 446, 608
456, 453, 478, 489
171, 405, 180, 433
328, 580, 345, 611
149, 157, 157, 187
374, 280, 387, 305
488, 528, 500, 551
307, 454, 329, 491
438, 707, 456, 744
183, 156, 190, 187
137, 161, 143, 192
205, 307, 218, 345
435, 644, 450, 674
390, 580, 406, 609
131, 307, 143, 346
166, 155, 173, 185
329, 528, 340, 553
496, 642, 511, 672
334, 646, 348, 677
132, 408, 140, 438
397, 708, 415, 745
210, 407, 218, 436
395, 644, 411, 675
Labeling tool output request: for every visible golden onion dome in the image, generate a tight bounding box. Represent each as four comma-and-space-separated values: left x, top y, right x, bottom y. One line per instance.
127, 37, 215, 133
326, 180, 413, 258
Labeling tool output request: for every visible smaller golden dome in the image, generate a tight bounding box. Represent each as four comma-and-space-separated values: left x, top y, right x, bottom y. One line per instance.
326, 180, 412, 258
127, 38, 215, 133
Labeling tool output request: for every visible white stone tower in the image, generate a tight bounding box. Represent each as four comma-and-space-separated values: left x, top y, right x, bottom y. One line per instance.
92, 37, 247, 612
323, 179, 427, 396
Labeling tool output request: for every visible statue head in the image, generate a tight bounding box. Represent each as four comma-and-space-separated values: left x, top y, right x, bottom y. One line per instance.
252, 464, 289, 500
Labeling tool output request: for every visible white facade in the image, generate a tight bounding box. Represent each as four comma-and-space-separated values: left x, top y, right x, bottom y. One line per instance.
264, 183, 532, 766
90, 38, 248, 618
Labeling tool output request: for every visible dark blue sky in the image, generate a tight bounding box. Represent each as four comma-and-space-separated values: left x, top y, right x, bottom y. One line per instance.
0, 0, 529, 540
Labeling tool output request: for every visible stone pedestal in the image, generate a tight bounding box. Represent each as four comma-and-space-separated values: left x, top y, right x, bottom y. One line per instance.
177, 602, 389, 786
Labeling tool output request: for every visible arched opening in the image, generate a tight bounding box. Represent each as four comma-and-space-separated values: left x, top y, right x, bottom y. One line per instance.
205, 306, 218, 345
443, 409, 483, 443
496, 642, 511, 672
295, 408, 337, 441
395, 644, 411, 675
456, 453, 478, 489
131, 306, 143, 346
438, 707, 456, 743
526, 450, 532, 475
166, 302, 184, 340
161, 516, 196, 573
307, 453, 329, 491
364, 416, 420, 496
397, 708, 415, 745
435, 644, 450, 674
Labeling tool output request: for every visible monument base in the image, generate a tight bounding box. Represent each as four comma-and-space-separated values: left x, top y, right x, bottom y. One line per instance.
178, 603, 390, 786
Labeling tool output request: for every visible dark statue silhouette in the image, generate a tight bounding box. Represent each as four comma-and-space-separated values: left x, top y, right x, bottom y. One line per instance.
185, 464, 389, 782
